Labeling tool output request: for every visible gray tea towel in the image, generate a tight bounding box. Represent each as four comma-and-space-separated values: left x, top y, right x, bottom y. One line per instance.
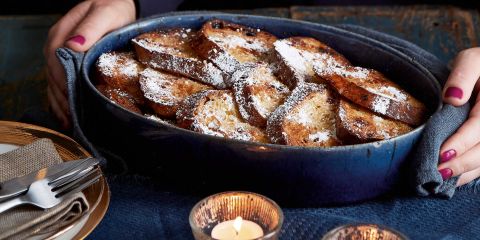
0, 138, 89, 240
412, 103, 471, 197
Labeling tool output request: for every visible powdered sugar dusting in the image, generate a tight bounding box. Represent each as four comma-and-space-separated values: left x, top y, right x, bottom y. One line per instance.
180, 90, 265, 142
209, 49, 238, 74
274, 39, 369, 84
139, 68, 177, 106
314, 62, 369, 79
148, 57, 226, 89
132, 38, 178, 55
366, 85, 408, 102
308, 131, 331, 143
371, 96, 390, 115
97, 52, 140, 78
267, 83, 335, 144
274, 40, 309, 81
232, 65, 289, 125
209, 35, 268, 53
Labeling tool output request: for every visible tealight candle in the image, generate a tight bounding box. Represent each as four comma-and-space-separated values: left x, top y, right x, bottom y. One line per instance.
211, 216, 264, 240
322, 223, 407, 240
189, 191, 283, 240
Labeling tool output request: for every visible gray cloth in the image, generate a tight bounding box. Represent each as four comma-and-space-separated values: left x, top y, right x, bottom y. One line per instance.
0, 139, 89, 240
412, 104, 471, 197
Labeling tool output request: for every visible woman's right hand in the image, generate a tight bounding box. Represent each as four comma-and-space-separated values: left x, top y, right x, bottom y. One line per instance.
43, 0, 136, 128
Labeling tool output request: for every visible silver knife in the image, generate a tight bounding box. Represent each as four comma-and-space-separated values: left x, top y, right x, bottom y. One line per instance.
0, 157, 99, 202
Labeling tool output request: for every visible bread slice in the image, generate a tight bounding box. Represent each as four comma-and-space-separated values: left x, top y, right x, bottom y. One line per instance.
336, 99, 413, 144
96, 84, 142, 114
272, 37, 351, 89
139, 68, 212, 118
95, 51, 145, 103
314, 65, 427, 126
132, 28, 227, 89
176, 90, 268, 143
266, 83, 341, 147
232, 64, 290, 127
192, 19, 277, 77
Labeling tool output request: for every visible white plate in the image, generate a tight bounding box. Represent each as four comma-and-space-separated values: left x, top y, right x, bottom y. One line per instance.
0, 143, 19, 154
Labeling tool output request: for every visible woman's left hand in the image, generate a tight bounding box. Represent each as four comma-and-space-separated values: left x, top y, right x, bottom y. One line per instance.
437, 47, 480, 186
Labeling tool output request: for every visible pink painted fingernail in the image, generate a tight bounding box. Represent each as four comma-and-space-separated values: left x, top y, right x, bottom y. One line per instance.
67, 35, 86, 45
445, 87, 463, 99
439, 168, 453, 180
440, 149, 456, 163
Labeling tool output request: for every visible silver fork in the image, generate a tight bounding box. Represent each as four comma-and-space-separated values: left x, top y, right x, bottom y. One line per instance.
0, 168, 102, 214
0, 157, 99, 202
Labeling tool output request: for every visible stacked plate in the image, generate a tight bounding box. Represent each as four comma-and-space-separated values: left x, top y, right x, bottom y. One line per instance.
0, 121, 109, 239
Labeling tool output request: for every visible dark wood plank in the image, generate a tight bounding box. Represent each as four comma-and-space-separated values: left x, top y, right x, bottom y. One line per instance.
0, 15, 59, 120
290, 5, 480, 65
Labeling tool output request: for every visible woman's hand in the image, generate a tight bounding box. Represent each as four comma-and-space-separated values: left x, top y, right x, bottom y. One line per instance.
43, 0, 136, 128
437, 47, 480, 186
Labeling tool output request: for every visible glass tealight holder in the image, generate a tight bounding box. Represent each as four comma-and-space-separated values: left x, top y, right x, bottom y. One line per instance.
189, 191, 284, 240
322, 223, 408, 240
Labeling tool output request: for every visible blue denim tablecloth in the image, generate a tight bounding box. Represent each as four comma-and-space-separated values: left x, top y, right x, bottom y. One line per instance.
87, 175, 480, 240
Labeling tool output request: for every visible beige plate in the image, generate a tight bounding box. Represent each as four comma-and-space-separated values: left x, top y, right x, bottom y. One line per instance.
0, 120, 110, 239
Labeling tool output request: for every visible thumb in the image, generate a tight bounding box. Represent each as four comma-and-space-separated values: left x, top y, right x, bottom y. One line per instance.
65, 0, 136, 52
443, 48, 480, 106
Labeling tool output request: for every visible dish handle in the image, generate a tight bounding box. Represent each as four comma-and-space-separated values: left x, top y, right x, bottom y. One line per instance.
56, 47, 107, 168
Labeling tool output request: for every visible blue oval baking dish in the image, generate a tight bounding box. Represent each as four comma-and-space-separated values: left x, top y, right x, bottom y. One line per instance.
58, 12, 442, 206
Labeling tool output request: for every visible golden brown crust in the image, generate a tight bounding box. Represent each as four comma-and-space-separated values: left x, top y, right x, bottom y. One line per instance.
266, 83, 341, 147
132, 28, 227, 89
96, 84, 142, 114
272, 37, 351, 89
232, 64, 290, 127
176, 90, 269, 143
336, 99, 413, 144
192, 19, 277, 76
139, 68, 212, 118
95, 51, 145, 104
315, 66, 427, 126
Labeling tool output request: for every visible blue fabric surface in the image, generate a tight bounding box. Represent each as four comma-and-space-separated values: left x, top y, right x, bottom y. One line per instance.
88, 176, 480, 240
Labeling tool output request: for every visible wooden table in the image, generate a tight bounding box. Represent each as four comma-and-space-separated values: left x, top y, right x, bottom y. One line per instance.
0, 5, 478, 120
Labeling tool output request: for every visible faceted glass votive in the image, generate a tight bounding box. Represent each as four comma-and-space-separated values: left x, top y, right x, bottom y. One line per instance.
189, 191, 284, 240
322, 224, 408, 240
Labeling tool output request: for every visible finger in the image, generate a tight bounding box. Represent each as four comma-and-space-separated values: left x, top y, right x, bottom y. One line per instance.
443, 48, 480, 106
439, 115, 480, 163
65, 1, 135, 52
438, 143, 480, 180
44, 1, 92, 101
47, 69, 70, 116
43, 1, 92, 57
47, 86, 70, 129
457, 168, 480, 186
46, 57, 67, 97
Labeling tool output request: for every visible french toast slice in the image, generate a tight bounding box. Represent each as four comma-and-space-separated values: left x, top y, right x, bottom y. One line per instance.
266, 83, 341, 147
95, 51, 145, 103
176, 90, 268, 143
96, 84, 142, 114
272, 37, 351, 89
193, 19, 278, 77
232, 64, 290, 127
314, 65, 427, 126
336, 99, 413, 144
132, 28, 227, 89
139, 68, 212, 118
